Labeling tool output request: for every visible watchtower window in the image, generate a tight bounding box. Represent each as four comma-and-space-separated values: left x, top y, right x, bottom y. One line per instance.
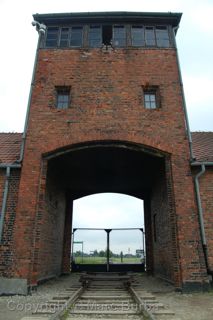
102, 25, 112, 45
46, 27, 59, 47
59, 28, 69, 47
56, 87, 70, 109
113, 25, 126, 47
156, 26, 170, 47
131, 26, 145, 47
45, 24, 171, 49
145, 27, 155, 46
88, 25, 102, 47
70, 27, 83, 47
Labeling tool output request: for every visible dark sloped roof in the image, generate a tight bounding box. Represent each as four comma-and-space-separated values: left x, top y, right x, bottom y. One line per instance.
191, 132, 213, 162
0, 133, 22, 164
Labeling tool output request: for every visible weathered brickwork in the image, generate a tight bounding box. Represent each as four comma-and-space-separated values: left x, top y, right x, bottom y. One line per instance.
150, 160, 173, 282
193, 167, 213, 270
0, 13, 212, 293
37, 166, 66, 282
0, 170, 5, 211
10, 46, 208, 290
0, 168, 21, 277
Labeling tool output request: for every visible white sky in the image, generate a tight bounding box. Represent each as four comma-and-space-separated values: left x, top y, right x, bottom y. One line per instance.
73, 193, 144, 254
0, 0, 212, 255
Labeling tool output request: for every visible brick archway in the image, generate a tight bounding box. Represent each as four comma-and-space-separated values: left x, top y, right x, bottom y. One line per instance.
29, 141, 181, 287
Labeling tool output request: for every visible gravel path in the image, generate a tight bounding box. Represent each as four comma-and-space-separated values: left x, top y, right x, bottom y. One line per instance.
0, 273, 213, 320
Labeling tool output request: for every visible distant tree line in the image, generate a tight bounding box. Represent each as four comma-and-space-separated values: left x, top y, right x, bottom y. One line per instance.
74, 249, 136, 258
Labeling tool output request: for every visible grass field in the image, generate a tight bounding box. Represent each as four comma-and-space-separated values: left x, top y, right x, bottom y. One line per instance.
74, 256, 142, 264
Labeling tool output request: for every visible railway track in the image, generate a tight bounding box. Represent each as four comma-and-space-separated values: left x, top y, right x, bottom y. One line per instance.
21, 273, 181, 320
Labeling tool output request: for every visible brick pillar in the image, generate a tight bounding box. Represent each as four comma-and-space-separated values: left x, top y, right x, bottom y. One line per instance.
31, 159, 48, 286
165, 156, 182, 288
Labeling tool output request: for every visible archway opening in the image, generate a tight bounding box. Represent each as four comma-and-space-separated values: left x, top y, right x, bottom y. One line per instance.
36, 142, 176, 284
72, 193, 145, 272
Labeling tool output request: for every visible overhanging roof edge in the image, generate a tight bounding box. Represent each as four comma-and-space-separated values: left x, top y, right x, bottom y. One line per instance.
33, 11, 182, 27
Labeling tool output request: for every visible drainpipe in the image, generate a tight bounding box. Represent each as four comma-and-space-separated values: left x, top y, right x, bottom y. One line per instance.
16, 21, 46, 163
173, 26, 194, 161
193, 163, 213, 276
0, 164, 21, 243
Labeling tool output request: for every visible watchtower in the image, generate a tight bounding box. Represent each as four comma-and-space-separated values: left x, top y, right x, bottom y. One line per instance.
0, 12, 210, 293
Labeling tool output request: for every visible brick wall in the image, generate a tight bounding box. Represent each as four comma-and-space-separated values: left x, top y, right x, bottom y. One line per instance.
193, 167, 213, 270
0, 169, 5, 213
151, 161, 173, 281
11, 47, 209, 289
35, 162, 66, 282
0, 168, 21, 277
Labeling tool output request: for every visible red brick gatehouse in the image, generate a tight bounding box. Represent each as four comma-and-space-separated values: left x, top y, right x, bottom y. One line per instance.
0, 12, 212, 294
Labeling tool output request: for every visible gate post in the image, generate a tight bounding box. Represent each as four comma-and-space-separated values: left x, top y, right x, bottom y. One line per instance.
105, 229, 112, 272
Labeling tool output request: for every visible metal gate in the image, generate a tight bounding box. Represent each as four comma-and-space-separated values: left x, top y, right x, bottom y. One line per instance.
71, 228, 145, 272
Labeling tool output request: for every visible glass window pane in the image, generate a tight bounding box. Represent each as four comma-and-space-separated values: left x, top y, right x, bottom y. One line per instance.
89, 26, 102, 47
145, 101, 151, 108
150, 102, 156, 108
131, 26, 144, 46
56, 87, 70, 109
145, 27, 155, 46
58, 95, 69, 103
144, 94, 150, 102
150, 94, 156, 102
46, 27, 59, 47
144, 91, 157, 109
156, 38, 170, 47
70, 27, 83, 47
113, 26, 126, 47
156, 26, 170, 47
59, 28, 69, 47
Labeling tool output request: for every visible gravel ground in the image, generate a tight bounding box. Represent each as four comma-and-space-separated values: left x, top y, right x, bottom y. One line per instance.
0, 274, 81, 320
138, 274, 213, 320
0, 273, 213, 320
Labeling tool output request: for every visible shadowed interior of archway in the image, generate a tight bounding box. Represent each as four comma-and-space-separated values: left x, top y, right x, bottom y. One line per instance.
47, 143, 165, 199
35, 143, 175, 285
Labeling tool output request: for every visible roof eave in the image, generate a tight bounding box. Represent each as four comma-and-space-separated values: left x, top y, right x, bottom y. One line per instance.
33, 11, 182, 27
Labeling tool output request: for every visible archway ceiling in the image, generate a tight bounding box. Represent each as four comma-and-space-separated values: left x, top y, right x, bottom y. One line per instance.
47, 146, 164, 200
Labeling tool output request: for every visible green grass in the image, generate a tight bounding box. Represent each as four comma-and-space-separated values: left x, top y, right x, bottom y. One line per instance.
74, 256, 142, 264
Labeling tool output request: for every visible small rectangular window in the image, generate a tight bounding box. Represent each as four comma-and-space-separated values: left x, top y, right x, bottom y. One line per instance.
144, 93, 157, 109
143, 86, 160, 109
46, 27, 59, 47
70, 26, 83, 47
89, 25, 102, 47
113, 25, 126, 47
56, 87, 70, 109
156, 26, 170, 47
145, 27, 155, 46
131, 26, 145, 46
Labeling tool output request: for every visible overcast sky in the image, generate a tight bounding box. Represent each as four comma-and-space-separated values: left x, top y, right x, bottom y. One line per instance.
73, 193, 144, 254
0, 0, 212, 255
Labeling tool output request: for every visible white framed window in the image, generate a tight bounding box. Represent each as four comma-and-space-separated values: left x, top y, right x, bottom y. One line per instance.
143, 86, 160, 109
